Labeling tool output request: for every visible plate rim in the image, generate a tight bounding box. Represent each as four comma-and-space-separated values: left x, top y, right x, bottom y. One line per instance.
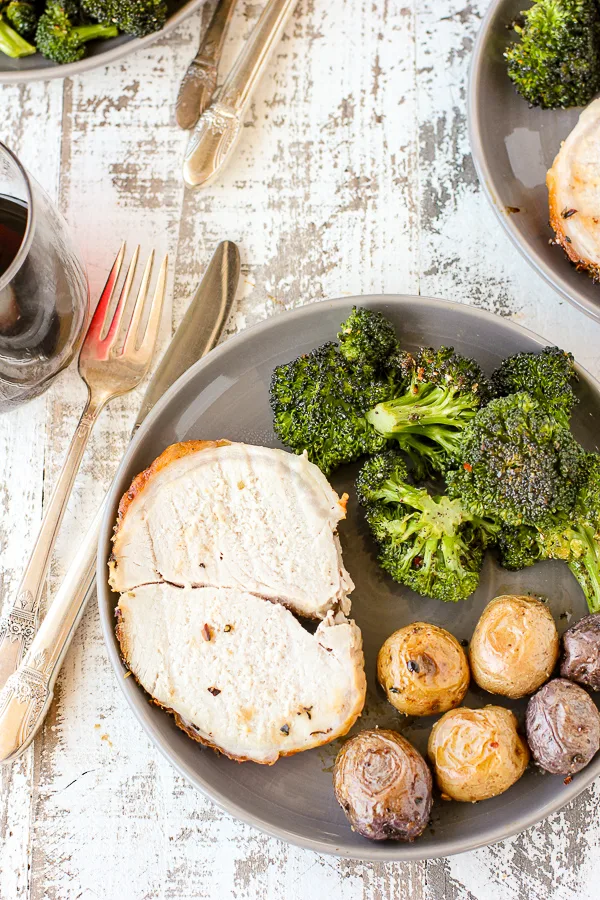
97, 294, 600, 861
0, 0, 206, 84
467, 0, 600, 323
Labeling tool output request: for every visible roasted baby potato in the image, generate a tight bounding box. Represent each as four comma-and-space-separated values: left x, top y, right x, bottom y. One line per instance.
561, 613, 600, 691
526, 678, 600, 775
469, 595, 558, 699
427, 706, 529, 802
377, 623, 470, 717
333, 729, 432, 841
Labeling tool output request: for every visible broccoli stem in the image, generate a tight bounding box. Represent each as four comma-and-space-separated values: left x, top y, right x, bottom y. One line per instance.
0, 16, 35, 55
366, 383, 478, 436
569, 524, 600, 614
71, 22, 118, 42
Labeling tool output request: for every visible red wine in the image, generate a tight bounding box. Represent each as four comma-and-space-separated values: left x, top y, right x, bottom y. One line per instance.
0, 191, 87, 411
0, 194, 27, 278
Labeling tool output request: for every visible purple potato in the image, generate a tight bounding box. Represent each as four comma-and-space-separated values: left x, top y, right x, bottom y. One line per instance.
333, 729, 432, 841
526, 678, 600, 775
561, 613, 600, 691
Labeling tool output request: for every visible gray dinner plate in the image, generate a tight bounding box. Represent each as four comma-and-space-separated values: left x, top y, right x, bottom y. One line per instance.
468, 0, 600, 321
0, 0, 205, 83
97, 296, 600, 860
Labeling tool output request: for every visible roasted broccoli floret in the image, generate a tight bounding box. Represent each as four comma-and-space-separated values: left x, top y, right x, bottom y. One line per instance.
270, 341, 395, 476
5, 0, 37, 36
492, 345, 578, 426
447, 392, 585, 527
270, 323, 492, 477
81, 0, 166, 36
357, 451, 499, 602
505, 0, 600, 109
365, 346, 491, 470
337, 306, 399, 369
36, 0, 117, 62
0, 11, 35, 54
499, 454, 600, 612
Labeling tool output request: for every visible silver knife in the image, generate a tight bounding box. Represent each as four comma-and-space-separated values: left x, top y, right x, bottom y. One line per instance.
183, 0, 297, 188
0, 241, 240, 764
175, 0, 237, 131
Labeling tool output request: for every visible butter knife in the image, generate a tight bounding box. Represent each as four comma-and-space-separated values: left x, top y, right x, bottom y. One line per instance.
183, 0, 297, 188
175, 0, 237, 131
0, 240, 241, 764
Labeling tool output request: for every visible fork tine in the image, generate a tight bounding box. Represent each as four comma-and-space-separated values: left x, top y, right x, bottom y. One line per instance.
103, 245, 140, 346
132, 254, 168, 361
120, 250, 154, 351
84, 242, 126, 345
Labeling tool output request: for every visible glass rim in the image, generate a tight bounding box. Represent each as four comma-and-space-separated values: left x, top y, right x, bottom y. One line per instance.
0, 141, 36, 294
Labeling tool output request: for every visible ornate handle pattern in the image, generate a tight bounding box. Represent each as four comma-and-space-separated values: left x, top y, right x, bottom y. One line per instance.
0, 392, 105, 693
0, 507, 100, 763
183, 0, 298, 187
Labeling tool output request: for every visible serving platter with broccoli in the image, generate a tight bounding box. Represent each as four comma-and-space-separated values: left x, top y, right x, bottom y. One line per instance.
270, 306, 600, 611
0, 0, 168, 63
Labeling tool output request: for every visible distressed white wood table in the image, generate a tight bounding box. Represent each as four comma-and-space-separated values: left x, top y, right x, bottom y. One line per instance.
1, 1, 599, 897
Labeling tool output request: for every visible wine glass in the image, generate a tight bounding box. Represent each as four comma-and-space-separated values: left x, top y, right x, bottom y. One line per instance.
0, 142, 89, 412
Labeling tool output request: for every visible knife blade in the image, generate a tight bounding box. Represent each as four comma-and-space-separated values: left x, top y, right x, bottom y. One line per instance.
0, 240, 240, 763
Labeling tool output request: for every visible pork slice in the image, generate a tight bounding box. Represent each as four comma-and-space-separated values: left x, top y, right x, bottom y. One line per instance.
109, 441, 354, 619
116, 583, 366, 764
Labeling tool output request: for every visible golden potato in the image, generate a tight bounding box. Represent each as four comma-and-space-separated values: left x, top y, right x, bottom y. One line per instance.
377, 623, 470, 717
427, 705, 529, 803
470, 595, 558, 699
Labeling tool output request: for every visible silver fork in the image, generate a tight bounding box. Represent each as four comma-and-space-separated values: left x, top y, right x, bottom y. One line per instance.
0, 245, 167, 691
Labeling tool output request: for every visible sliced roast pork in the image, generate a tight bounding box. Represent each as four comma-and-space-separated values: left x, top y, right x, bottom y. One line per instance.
109, 440, 354, 619
117, 583, 365, 764
547, 98, 600, 279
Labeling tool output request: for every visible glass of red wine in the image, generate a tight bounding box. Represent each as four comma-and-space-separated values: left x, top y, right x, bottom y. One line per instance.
0, 142, 89, 412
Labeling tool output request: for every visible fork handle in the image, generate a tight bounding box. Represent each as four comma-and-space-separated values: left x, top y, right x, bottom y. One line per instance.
0, 505, 101, 763
0, 390, 106, 692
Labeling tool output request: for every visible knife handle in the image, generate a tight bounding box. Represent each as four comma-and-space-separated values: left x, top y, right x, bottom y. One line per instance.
183, 0, 297, 188
175, 0, 238, 131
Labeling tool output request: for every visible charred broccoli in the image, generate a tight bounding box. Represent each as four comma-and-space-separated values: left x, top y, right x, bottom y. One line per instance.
81, 0, 167, 37
499, 454, 600, 612
5, 1, 37, 36
357, 452, 499, 602
505, 0, 600, 109
492, 345, 578, 426
447, 392, 585, 527
271, 310, 492, 477
36, 0, 117, 62
269, 341, 393, 476
337, 306, 399, 369
365, 346, 491, 466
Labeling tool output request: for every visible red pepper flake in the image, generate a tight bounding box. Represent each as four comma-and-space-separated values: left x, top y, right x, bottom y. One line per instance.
490, 741, 499, 748
201, 623, 212, 642
564, 775, 573, 785
463, 462, 473, 472
413, 556, 423, 569
207, 687, 221, 696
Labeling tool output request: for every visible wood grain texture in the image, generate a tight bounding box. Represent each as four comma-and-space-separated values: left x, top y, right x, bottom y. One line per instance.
1, 1, 600, 898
